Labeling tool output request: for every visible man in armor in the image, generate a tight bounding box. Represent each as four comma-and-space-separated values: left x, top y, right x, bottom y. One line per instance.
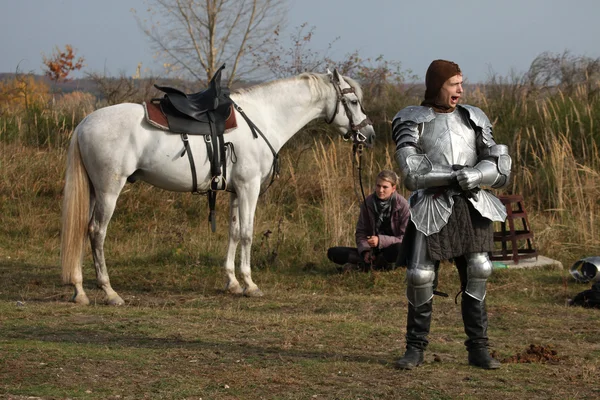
392, 60, 511, 370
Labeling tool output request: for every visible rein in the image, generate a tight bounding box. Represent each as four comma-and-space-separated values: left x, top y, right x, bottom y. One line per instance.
353, 143, 367, 205
325, 77, 371, 205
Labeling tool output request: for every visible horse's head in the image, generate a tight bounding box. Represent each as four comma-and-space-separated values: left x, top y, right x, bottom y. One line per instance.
325, 69, 376, 148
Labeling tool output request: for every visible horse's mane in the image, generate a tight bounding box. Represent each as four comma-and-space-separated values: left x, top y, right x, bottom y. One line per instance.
233, 72, 363, 101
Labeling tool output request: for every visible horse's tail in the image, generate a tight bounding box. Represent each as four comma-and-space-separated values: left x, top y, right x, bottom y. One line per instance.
61, 126, 91, 285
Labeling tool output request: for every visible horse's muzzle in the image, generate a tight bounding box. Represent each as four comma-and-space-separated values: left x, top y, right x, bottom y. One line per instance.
358, 125, 376, 148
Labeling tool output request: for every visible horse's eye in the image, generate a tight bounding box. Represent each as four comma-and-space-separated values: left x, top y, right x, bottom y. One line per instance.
350, 99, 359, 105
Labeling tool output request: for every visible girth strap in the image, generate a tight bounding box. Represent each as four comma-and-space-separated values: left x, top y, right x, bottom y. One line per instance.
180, 112, 228, 195
204, 111, 227, 192
180, 111, 229, 233
180, 100, 280, 233
180, 133, 198, 193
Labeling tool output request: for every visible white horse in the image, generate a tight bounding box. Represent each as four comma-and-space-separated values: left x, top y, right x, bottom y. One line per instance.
61, 69, 375, 305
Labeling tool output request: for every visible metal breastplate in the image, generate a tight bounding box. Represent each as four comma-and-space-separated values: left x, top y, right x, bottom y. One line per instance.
419, 110, 477, 167
409, 109, 506, 236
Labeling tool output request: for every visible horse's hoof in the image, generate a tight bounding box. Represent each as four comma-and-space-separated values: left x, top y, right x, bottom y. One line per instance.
243, 287, 264, 297
226, 283, 244, 295
72, 295, 90, 305
72, 294, 90, 305
106, 295, 125, 306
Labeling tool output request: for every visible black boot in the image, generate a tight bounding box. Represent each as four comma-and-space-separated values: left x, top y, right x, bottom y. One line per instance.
461, 293, 501, 370
395, 300, 432, 370
468, 348, 500, 369
395, 346, 424, 370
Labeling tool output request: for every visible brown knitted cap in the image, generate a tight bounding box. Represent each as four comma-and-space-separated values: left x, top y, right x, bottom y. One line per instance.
422, 59, 462, 108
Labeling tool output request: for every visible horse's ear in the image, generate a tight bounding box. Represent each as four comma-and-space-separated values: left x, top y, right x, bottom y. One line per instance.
332, 68, 342, 83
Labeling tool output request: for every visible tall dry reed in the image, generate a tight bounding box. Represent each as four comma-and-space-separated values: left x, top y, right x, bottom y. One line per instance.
311, 138, 400, 248
2, 73, 600, 270
512, 102, 600, 262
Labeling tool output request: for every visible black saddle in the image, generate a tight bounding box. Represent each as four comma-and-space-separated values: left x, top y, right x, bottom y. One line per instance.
153, 64, 232, 135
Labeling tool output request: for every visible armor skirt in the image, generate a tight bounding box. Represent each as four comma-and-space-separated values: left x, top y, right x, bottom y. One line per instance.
425, 195, 494, 261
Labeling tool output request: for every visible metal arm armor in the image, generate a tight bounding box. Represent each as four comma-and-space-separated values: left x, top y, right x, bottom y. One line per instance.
395, 145, 456, 191
391, 106, 435, 149
475, 144, 512, 188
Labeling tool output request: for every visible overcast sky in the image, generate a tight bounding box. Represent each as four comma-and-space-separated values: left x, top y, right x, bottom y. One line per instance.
1, 0, 599, 83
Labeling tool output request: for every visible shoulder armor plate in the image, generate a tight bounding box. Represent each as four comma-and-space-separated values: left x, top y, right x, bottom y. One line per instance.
459, 104, 493, 145
392, 106, 435, 125
458, 104, 491, 129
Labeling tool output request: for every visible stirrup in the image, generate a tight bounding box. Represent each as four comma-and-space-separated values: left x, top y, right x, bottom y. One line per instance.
210, 175, 227, 191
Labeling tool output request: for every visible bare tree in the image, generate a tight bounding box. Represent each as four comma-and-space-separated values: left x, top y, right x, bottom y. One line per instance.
525, 50, 600, 96
87, 70, 159, 106
134, 0, 287, 85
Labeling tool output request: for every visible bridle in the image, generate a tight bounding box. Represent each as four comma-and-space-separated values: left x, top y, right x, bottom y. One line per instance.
325, 73, 373, 204
325, 75, 373, 146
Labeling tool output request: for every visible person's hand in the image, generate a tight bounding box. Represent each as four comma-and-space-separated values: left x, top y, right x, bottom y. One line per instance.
367, 235, 379, 248
456, 167, 483, 190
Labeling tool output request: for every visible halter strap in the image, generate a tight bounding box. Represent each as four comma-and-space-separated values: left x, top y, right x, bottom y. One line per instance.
325, 77, 372, 144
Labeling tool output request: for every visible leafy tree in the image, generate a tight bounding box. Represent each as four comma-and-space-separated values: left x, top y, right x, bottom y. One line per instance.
0, 69, 51, 140
134, 0, 286, 85
0, 73, 50, 114
41, 44, 85, 83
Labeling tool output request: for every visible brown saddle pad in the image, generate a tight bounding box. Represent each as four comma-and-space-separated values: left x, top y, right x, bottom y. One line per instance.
143, 101, 237, 134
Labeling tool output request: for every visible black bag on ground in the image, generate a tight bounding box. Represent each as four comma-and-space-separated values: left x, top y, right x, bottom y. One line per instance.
569, 282, 600, 308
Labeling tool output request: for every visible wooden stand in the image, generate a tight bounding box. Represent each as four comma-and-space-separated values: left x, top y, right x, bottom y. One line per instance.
489, 194, 537, 264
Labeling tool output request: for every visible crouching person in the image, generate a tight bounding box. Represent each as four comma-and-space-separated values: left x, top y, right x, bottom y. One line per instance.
327, 170, 410, 272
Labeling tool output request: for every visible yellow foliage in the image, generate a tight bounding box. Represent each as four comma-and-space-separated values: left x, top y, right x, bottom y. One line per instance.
0, 75, 51, 113
54, 91, 96, 116
42, 44, 85, 82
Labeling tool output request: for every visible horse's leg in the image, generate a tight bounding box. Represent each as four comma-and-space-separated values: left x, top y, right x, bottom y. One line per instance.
89, 189, 126, 305
224, 192, 243, 295
237, 183, 263, 297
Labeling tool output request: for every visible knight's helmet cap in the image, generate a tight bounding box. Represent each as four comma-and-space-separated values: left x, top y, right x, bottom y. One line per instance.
424, 59, 462, 100
570, 256, 600, 283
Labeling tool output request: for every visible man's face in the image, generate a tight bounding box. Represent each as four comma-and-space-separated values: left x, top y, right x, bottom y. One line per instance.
437, 74, 463, 109
375, 178, 396, 201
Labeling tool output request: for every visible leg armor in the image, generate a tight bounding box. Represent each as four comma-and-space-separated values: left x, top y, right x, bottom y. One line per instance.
406, 230, 436, 307
456, 255, 500, 369
464, 252, 493, 301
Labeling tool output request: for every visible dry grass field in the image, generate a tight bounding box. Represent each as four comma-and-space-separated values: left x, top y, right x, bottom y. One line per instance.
1, 141, 599, 399
2, 60, 600, 398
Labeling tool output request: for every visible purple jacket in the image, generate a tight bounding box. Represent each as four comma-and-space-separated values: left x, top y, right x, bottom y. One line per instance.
356, 191, 410, 256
